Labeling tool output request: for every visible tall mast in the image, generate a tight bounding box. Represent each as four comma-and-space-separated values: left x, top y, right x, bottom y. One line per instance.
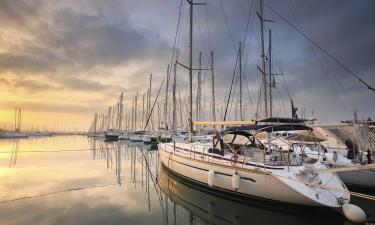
127, 112, 130, 131
268, 29, 272, 117
172, 63, 177, 132
239, 42, 243, 121
108, 107, 112, 130
188, 0, 193, 142
131, 100, 134, 131
131, 99, 134, 131
14, 107, 17, 132
124, 112, 128, 131
157, 102, 160, 129
179, 91, 183, 130
196, 51, 202, 124
135, 92, 138, 131
165, 65, 170, 131
146, 88, 149, 128
94, 113, 98, 134
18, 108, 21, 132
259, 0, 268, 118
142, 93, 145, 130
119, 92, 123, 131
149, 74, 153, 131
210, 51, 216, 129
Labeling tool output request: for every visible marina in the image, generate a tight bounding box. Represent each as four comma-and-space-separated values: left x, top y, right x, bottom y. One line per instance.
0, 0, 374, 224
0, 135, 374, 225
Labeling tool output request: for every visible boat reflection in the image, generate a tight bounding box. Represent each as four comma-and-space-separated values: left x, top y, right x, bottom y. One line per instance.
158, 165, 345, 225
9, 139, 20, 167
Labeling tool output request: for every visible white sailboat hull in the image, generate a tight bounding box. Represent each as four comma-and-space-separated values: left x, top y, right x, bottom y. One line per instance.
158, 143, 349, 208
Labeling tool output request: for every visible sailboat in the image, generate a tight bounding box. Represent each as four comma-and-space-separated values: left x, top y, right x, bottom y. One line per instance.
158, 0, 358, 215
105, 92, 124, 141
0, 108, 28, 138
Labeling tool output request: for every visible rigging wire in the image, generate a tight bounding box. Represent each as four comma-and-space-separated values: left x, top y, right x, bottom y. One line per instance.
169, 0, 184, 71
223, 0, 255, 121
223, 53, 239, 122
243, 75, 256, 118
229, 69, 240, 120
144, 0, 184, 131
281, 0, 351, 118
241, 0, 256, 76
263, 1, 375, 93
218, 0, 237, 53
204, 1, 212, 52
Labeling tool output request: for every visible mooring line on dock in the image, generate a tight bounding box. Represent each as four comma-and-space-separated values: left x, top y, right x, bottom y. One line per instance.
0, 147, 119, 154
0, 180, 144, 205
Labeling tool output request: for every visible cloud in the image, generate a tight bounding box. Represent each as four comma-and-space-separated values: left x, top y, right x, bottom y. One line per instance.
12, 78, 56, 93
60, 77, 121, 92
0, 100, 103, 114
0, 0, 374, 130
0, 77, 11, 86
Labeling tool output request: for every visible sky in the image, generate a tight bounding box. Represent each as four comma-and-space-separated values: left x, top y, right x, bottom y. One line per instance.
0, 0, 374, 131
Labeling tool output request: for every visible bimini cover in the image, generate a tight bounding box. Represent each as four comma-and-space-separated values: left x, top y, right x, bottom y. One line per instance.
226, 124, 312, 133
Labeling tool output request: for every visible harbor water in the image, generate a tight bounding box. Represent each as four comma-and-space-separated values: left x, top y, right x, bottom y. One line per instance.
0, 135, 373, 225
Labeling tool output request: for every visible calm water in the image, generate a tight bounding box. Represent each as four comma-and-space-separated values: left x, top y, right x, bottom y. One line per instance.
0, 135, 373, 225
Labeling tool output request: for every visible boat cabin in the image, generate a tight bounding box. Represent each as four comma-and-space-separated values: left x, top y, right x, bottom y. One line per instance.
209, 123, 319, 167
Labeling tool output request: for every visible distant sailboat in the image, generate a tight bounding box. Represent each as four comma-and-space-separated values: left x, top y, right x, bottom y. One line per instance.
0, 107, 28, 138
105, 92, 124, 141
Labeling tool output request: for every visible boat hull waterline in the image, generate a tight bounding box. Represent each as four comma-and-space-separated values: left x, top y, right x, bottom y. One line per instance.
158, 142, 350, 208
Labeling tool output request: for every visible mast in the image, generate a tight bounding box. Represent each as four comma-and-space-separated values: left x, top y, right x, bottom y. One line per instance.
142, 93, 145, 130
14, 107, 17, 132
165, 65, 170, 131
268, 29, 272, 117
149, 74, 153, 131
119, 92, 123, 131
259, 0, 268, 118
124, 112, 128, 131
135, 92, 138, 131
131, 99, 134, 131
172, 63, 177, 132
157, 102, 161, 129
210, 51, 216, 129
196, 51, 202, 125
107, 107, 112, 130
179, 91, 183, 130
239, 42, 243, 121
94, 113, 98, 134
18, 108, 21, 132
188, 0, 193, 142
